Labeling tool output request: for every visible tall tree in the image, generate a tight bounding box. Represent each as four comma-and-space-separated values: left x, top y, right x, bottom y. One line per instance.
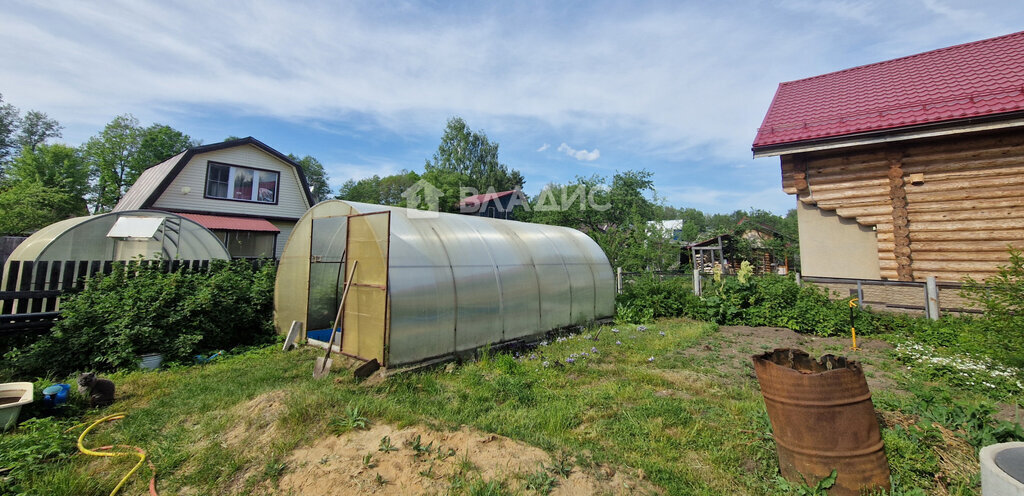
5, 144, 90, 199
0, 94, 19, 168
287, 154, 331, 203
17, 110, 62, 153
336, 170, 420, 206
422, 117, 524, 212
83, 115, 193, 212
0, 181, 88, 236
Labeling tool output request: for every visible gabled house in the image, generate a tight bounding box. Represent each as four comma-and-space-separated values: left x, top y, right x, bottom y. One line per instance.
458, 189, 527, 220
753, 30, 1024, 282
114, 137, 315, 259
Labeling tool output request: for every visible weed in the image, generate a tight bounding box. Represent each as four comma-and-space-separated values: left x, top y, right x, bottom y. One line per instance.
329, 404, 370, 434
362, 453, 375, 469
261, 461, 287, 481
775, 469, 837, 496
408, 433, 434, 458
523, 467, 558, 494
548, 452, 573, 478
378, 435, 397, 453
436, 445, 457, 460
419, 463, 435, 479
374, 473, 387, 486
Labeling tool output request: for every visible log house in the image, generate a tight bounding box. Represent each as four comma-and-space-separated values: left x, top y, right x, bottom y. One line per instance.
753, 31, 1024, 282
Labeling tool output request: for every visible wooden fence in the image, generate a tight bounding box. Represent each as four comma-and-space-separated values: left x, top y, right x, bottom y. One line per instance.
1, 259, 215, 336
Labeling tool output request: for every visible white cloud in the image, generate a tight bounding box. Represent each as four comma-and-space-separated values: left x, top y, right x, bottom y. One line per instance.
557, 143, 600, 161
536, 143, 550, 152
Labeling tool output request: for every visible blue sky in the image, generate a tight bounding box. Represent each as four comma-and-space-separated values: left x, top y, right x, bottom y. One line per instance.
3, 1, 1023, 214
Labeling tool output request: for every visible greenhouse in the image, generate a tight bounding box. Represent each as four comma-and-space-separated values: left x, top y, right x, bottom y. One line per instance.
274, 200, 615, 367
4, 210, 230, 275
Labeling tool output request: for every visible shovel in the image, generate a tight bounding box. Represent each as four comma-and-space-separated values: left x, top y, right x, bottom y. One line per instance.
314, 261, 358, 379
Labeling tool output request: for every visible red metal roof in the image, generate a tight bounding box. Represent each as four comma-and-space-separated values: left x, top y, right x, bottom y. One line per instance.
458, 189, 519, 207
753, 30, 1024, 150
179, 213, 280, 232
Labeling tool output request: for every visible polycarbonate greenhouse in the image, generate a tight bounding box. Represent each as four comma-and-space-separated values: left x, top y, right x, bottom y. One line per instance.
4, 210, 230, 271
274, 200, 615, 367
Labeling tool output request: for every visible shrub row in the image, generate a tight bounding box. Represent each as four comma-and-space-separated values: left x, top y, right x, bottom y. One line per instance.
616, 272, 1023, 368
2, 259, 277, 379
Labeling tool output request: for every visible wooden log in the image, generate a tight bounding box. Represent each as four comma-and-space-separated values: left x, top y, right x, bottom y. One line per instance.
910, 229, 1024, 241
905, 184, 1024, 203
815, 196, 893, 211
901, 132, 1024, 161
875, 223, 894, 233
912, 240, 1023, 251
911, 218, 1024, 232
912, 260, 1010, 272
808, 185, 890, 202
914, 270, 998, 282
880, 270, 899, 280
905, 174, 1024, 194
834, 204, 892, 218
879, 260, 899, 270
912, 251, 1012, 262
908, 196, 1024, 213
805, 177, 889, 193
860, 215, 892, 226
904, 162, 1024, 183
908, 208, 1024, 223
877, 242, 895, 252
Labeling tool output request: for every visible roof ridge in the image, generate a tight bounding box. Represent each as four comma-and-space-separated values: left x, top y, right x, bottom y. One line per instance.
779, 29, 1024, 87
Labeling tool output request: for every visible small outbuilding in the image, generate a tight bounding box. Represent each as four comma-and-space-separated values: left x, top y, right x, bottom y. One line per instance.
2, 210, 230, 288
275, 200, 615, 367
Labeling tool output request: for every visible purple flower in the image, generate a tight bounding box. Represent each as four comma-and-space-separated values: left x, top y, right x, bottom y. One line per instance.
647, 356, 655, 362
616, 340, 622, 345
529, 354, 537, 360
612, 328, 620, 333
566, 357, 575, 364
591, 347, 598, 353
542, 361, 550, 367
659, 331, 666, 337
637, 325, 647, 332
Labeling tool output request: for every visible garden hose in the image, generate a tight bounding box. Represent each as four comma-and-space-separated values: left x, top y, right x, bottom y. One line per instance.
68, 412, 158, 496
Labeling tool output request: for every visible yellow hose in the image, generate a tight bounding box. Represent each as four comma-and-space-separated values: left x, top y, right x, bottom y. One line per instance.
74, 412, 150, 496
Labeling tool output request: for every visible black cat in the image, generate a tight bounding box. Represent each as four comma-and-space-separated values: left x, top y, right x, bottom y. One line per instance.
77, 372, 115, 408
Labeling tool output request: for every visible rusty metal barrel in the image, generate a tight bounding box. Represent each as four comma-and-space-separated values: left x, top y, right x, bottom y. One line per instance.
752, 348, 890, 495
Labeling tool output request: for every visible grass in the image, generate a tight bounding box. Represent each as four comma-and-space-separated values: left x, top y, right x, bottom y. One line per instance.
2, 317, 1016, 495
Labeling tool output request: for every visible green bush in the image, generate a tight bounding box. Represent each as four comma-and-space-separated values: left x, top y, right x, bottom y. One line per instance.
961, 248, 1024, 368
3, 259, 277, 378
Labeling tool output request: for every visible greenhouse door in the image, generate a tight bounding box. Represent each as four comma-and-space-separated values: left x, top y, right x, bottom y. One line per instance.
341, 211, 390, 365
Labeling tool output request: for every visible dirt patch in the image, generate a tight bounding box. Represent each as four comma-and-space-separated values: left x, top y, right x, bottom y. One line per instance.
278, 423, 661, 495
685, 325, 906, 394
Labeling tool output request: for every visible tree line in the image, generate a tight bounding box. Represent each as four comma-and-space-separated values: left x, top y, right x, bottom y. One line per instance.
339, 117, 798, 271
0, 93, 332, 236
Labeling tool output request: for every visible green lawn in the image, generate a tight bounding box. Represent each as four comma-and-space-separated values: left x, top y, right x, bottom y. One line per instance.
2, 318, 1012, 495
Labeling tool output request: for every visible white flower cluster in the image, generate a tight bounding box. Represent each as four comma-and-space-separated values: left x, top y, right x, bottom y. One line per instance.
895, 341, 1024, 391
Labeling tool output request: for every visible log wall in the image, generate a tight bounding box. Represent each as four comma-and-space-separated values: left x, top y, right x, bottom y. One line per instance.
781, 128, 1024, 282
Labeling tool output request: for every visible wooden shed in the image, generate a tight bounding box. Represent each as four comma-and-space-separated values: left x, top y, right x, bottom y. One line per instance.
753, 31, 1024, 282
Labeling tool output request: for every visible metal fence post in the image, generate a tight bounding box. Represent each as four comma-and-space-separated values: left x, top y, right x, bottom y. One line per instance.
925, 276, 939, 320
692, 269, 702, 296
795, 272, 801, 287
616, 267, 623, 294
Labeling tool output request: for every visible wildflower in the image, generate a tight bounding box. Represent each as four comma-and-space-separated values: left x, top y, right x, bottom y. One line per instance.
566, 357, 575, 364
540, 340, 548, 346
591, 347, 598, 354
529, 354, 537, 360
612, 328, 620, 333
659, 331, 666, 336
584, 334, 592, 340
557, 336, 567, 343
542, 361, 550, 368
616, 340, 622, 345
647, 356, 654, 362
637, 325, 647, 331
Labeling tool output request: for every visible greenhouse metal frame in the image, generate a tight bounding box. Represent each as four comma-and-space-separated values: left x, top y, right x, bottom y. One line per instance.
274, 200, 615, 367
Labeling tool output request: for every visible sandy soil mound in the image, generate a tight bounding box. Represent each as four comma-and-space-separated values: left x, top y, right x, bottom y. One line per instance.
278, 423, 660, 495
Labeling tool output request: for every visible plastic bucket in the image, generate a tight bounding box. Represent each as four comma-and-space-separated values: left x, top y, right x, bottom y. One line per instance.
139, 353, 164, 370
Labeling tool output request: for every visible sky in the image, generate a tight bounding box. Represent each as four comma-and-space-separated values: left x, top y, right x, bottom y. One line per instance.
2, 1, 1023, 215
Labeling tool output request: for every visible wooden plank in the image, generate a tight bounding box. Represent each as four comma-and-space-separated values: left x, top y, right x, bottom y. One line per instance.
30, 261, 48, 313
17, 261, 34, 314
0, 290, 62, 299
1, 260, 18, 314
908, 208, 1024, 223
74, 261, 89, 289
46, 262, 62, 312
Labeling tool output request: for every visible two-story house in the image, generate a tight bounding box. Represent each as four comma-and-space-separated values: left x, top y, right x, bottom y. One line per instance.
114, 137, 315, 258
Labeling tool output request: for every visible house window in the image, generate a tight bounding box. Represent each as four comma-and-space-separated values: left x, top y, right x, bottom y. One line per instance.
213, 230, 276, 258
206, 162, 279, 204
